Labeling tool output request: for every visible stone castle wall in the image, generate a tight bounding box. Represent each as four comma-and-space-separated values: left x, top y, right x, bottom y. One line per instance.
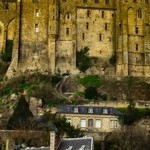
0, 0, 150, 78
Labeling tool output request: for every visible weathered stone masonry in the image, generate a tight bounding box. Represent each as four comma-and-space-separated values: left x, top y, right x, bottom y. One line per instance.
0, 0, 150, 78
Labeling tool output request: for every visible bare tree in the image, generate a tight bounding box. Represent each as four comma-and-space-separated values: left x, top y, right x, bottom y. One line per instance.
105, 126, 150, 150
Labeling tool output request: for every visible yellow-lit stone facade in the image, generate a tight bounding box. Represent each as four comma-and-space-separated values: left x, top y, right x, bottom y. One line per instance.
0, 0, 150, 77
58, 105, 122, 139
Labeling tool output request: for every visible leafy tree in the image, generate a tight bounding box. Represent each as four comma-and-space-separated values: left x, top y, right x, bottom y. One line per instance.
52, 117, 84, 138
76, 47, 92, 72
7, 95, 33, 129
77, 75, 102, 88
84, 86, 98, 100
125, 99, 140, 125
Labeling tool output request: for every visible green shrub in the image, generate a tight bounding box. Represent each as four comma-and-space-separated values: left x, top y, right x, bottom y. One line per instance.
117, 107, 150, 125
109, 54, 116, 66
101, 94, 107, 101
75, 91, 85, 97
84, 86, 98, 100
77, 75, 102, 88
51, 117, 84, 138
51, 74, 62, 87
76, 47, 93, 72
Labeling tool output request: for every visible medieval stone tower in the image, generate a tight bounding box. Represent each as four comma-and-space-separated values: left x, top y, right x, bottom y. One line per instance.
0, 0, 150, 78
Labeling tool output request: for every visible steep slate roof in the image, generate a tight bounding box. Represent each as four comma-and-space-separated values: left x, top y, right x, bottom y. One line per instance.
57, 137, 93, 150
20, 148, 49, 150
58, 105, 122, 115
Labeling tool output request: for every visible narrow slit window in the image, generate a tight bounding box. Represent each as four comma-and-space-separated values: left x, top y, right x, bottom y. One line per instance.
66, 28, 69, 35
67, 13, 70, 19
35, 24, 39, 32
35, 9, 39, 17
82, 33, 85, 40
102, 11, 104, 18
105, 23, 108, 30
135, 27, 138, 34
86, 22, 89, 30
87, 10, 90, 17
99, 34, 102, 41
136, 44, 138, 51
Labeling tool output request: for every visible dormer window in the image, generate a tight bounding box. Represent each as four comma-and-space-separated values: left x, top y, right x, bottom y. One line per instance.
74, 107, 78, 113
103, 107, 108, 114
88, 107, 93, 113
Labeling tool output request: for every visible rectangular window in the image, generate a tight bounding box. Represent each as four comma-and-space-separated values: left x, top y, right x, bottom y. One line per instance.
105, 23, 108, 30
99, 34, 102, 41
33, 0, 39, 3
95, 0, 99, 3
88, 119, 93, 128
115, 121, 118, 128
86, 22, 89, 30
35, 24, 39, 32
35, 9, 39, 17
102, 11, 104, 18
105, 0, 109, 4
110, 120, 114, 128
95, 120, 101, 128
136, 44, 138, 51
83, 0, 87, 3
66, 28, 69, 35
81, 119, 86, 128
135, 27, 138, 34
87, 10, 90, 17
82, 33, 85, 40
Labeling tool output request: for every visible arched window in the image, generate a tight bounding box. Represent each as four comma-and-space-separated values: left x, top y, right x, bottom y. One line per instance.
66, 13, 70, 20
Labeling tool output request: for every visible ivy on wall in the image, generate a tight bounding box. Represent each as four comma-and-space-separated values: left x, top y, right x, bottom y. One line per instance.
76, 47, 93, 72
1, 40, 13, 62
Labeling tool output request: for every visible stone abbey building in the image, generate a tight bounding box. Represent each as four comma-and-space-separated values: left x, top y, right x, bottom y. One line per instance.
0, 0, 150, 77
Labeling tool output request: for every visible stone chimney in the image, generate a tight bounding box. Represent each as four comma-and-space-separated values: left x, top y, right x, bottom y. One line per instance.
50, 131, 56, 150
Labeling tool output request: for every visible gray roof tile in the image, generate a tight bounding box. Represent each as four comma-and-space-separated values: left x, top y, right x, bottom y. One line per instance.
57, 137, 93, 150
58, 105, 123, 115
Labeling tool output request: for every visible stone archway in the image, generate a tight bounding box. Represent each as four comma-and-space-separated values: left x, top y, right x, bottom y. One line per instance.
0, 21, 4, 53
7, 19, 15, 40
